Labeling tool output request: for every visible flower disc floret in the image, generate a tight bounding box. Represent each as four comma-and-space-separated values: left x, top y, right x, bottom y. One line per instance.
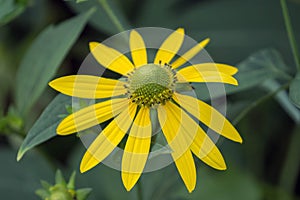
126, 63, 176, 107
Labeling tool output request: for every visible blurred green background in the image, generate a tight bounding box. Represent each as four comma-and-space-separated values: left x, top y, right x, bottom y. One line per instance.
1, 0, 300, 199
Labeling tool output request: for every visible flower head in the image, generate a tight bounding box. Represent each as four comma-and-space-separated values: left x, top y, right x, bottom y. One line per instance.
49, 28, 242, 192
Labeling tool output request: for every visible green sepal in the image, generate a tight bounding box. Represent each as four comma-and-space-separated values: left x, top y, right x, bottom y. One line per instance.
55, 170, 67, 186
76, 188, 93, 200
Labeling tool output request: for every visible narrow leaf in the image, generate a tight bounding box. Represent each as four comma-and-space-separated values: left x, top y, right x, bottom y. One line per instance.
15, 8, 94, 116
17, 94, 70, 161
67, 0, 130, 34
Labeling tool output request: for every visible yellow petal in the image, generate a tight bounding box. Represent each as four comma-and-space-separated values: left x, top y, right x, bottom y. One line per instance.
130, 30, 147, 68
180, 63, 238, 75
157, 102, 197, 192
190, 126, 226, 170
89, 42, 134, 76
177, 68, 238, 85
171, 38, 210, 69
173, 150, 196, 193
154, 28, 185, 64
80, 103, 137, 173
173, 93, 242, 143
57, 98, 129, 135
122, 107, 151, 191
49, 75, 126, 98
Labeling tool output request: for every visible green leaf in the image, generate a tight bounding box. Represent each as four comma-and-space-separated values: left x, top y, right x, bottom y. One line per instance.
17, 94, 71, 161
263, 79, 300, 123
194, 48, 291, 100
0, 0, 27, 26
289, 72, 300, 109
15, 8, 94, 116
66, 0, 130, 34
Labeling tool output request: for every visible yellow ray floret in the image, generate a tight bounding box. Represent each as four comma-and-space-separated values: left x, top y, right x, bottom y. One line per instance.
157, 102, 197, 192
89, 42, 134, 76
154, 28, 185, 65
122, 107, 152, 191
80, 103, 137, 173
171, 38, 210, 69
174, 93, 242, 143
181, 63, 238, 75
57, 98, 129, 135
49, 75, 127, 99
177, 67, 238, 85
130, 30, 147, 68
190, 126, 226, 170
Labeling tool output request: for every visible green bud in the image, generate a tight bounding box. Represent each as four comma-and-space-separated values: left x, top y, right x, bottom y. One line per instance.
36, 170, 92, 200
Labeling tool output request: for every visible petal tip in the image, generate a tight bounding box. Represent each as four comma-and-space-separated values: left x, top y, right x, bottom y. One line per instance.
89, 42, 99, 51
187, 185, 195, 193
176, 28, 185, 34
122, 174, 135, 192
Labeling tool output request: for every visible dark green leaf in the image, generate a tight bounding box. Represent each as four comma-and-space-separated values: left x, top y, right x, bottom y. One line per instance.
17, 94, 70, 161
194, 49, 291, 100
15, 9, 94, 116
66, 0, 130, 34
263, 79, 300, 123
289, 72, 300, 109
0, 0, 27, 26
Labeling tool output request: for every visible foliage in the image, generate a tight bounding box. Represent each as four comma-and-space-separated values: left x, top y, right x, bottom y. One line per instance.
0, 0, 300, 199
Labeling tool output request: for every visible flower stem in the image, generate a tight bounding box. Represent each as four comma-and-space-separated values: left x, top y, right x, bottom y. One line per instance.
280, 0, 300, 71
98, 0, 125, 32
233, 81, 290, 125
137, 180, 143, 200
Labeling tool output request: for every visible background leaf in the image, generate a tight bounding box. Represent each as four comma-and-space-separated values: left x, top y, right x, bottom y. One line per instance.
289, 72, 300, 109
194, 48, 292, 100
17, 94, 70, 161
67, 0, 130, 34
263, 79, 300, 123
0, 0, 27, 26
15, 8, 94, 116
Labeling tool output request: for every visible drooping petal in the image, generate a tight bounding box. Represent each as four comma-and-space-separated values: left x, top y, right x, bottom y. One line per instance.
173, 150, 196, 193
154, 28, 185, 65
173, 93, 242, 143
49, 75, 127, 99
157, 102, 197, 192
177, 68, 238, 85
180, 63, 238, 75
171, 38, 210, 69
122, 107, 151, 191
130, 30, 147, 68
57, 98, 129, 135
190, 125, 226, 170
89, 42, 134, 76
80, 103, 137, 173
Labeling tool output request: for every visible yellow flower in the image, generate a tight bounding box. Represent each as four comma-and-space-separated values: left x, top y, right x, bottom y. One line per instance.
49, 28, 242, 193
